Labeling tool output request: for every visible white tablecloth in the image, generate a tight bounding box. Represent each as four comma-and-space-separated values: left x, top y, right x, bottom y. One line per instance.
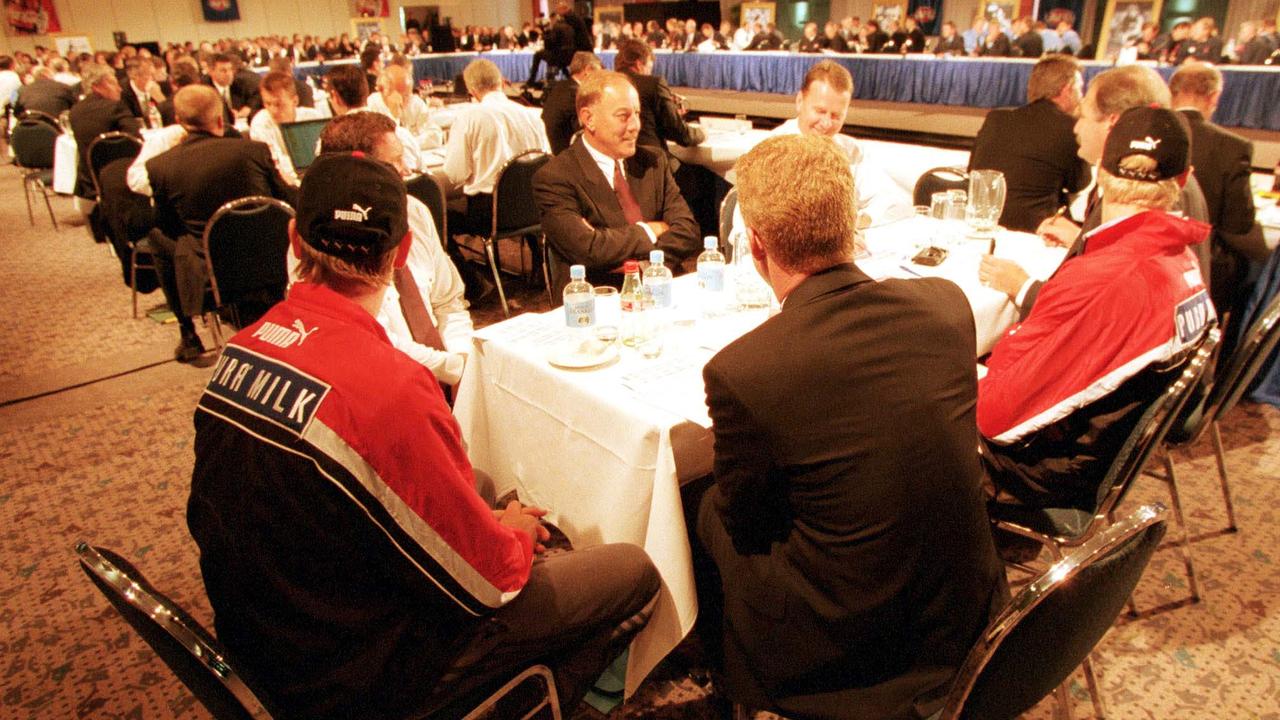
670, 127, 970, 198
52, 133, 77, 195
452, 216, 1064, 695
1251, 173, 1279, 251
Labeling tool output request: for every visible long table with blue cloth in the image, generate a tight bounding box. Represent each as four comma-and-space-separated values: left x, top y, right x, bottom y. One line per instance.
284, 49, 1280, 131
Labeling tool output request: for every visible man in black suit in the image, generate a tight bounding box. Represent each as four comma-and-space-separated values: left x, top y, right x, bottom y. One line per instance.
1170, 63, 1264, 328
205, 52, 256, 123
970, 55, 1091, 232
1011, 16, 1044, 57
542, 51, 602, 155
532, 70, 699, 294
698, 133, 1007, 719
69, 61, 142, 246
934, 20, 966, 55
146, 85, 295, 361
120, 57, 162, 127
14, 66, 76, 117
976, 24, 1012, 56
1174, 17, 1224, 64
1233, 20, 1271, 65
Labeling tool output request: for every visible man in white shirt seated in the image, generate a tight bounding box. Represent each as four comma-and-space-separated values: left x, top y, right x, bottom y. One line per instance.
731, 61, 910, 234
367, 64, 441, 148
442, 58, 550, 243
325, 64, 423, 174
249, 71, 323, 187
310, 111, 473, 385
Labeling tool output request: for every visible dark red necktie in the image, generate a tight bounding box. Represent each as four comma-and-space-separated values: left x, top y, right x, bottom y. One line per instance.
613, 161, 644, 225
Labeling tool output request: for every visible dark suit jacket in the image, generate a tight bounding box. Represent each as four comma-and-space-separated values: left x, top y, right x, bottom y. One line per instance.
935, 35, 966, 55
1180, 108, 1259, 315
1237, 37, 1272, 65
14, 77, 76, 117
294, 78, 315, 108
824, 34, 850, 52
541, 77, 580, 155
978, 33, 1012, 56
1175, 36, 1223, 64
970, 99, 1091, 232
532, 138, 699, 293
120, 82, 155, 123
69, 94, 143, 199
1013, 31, 1044, 57
146, 131, 296, 240
619, 69, 705, 161
701, 263, 1008, 719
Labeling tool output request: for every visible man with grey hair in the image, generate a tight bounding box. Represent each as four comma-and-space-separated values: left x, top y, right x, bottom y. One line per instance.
14, 63, 76, 117
698, 133, 1006, 719
442, 58, 548, 243
69, 62, 142, 203
145, 84, 294, 361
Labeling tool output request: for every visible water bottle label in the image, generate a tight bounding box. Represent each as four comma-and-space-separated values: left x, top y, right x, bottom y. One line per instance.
698, 266, 725, 292
564, 298, 595, 327
649, 282, 673, 308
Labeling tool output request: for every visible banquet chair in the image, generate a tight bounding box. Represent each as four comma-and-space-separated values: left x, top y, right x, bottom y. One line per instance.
912, 166, 968, 208
989, 327, 1219, 611
406, 172, 448, 246
76, 542, 563, 720
935, 504, 1169, 720
1150, 288, 1280, 537
86, 132, 152, 317
718, 187, 738, 257
10, 115, 60, 228
200, 196, 294, 346
478, 149, 551, 316
17, 108, 61, 131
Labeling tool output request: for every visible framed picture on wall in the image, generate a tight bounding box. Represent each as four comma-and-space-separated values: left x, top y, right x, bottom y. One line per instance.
741, 2, 776, 29
983, 2, 1017, 30
350, 17, 384, 43
51, 33, 91, 55
1097, 0, 1163, 60
873, 3, 905, 26
594, 5, 622, 27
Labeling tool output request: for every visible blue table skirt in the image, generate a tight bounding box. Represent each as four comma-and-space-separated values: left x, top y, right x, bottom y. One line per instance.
286, 50, 1280, 131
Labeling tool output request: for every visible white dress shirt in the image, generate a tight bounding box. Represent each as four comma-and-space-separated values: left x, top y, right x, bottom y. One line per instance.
367, 92, 441, 148
248, 106, 323, 186
377, 196, 474, 385
126, 124, 188, 197
732, 28, 753, 51
442, 90, 550, 196
0, 70, 22, 110
769, 119, 912, 224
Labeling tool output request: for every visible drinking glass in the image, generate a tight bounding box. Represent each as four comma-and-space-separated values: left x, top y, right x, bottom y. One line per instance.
945, 189, 968, 221
930, 191, 950, 219
594, 286, 621, 338
965, 170, 1006, 237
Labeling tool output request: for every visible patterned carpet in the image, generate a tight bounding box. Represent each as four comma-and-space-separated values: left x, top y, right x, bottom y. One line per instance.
1, 162, 1278, 719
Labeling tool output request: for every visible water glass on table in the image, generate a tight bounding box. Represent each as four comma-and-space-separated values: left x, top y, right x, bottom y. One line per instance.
594, 287, 621, 344
965, 169, 1006, 238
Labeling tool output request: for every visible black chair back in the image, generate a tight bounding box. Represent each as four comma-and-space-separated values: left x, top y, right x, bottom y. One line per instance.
17, 109, 61, 130
492, 149, 550, 237
10, 119, 59, 170
406, 172, 448, 243
201, 197, 295, 324
87, 132, 143, 198
75, 542, 277, 720
718, 187, 738, 258
940, 504, 1169, 720
912, 166, 968, 207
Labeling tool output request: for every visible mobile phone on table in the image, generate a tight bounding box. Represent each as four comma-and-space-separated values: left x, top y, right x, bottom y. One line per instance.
911, 246, 948, 267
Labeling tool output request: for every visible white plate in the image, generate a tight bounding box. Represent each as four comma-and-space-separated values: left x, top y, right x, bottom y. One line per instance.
547, 341, 619, 370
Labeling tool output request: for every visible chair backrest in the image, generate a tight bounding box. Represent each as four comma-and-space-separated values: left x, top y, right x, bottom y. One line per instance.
1180, 288, 1280, 442
912, 166, 968, 207
405, 172, 448, 244
10, 119, 59, 169
87, 131, 143, 198
75, 542, 276, 720
18, 109, 61, 130
278, 117, 329, 171
492, 149, 550, 236
1091, 327, 1220, 514
939, 504, 1169, 720
201, 197, 295, 311
718, 187, 738, 258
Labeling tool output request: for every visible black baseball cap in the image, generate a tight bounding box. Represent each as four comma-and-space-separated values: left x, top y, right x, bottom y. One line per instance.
1101, 106, 1191, 183
296, 152, 409, 260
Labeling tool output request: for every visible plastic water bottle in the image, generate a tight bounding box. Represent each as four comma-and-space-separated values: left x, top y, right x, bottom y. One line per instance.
643, 249, 673, 334
696, 236, 726, 317
620, 260, 651, 347
563, 264, 595, 330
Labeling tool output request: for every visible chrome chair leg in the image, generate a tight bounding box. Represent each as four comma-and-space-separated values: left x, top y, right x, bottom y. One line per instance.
539, 235, 554, 308
1052, 680, 1074, 720
39, 182, 58, 229
130, 245, 141, 319
22, 176, 35, 225
485, 238, 510, 317
1162, 452, 1201, 603
1082, 653, 1108, 718
1209, 421, 1238, 532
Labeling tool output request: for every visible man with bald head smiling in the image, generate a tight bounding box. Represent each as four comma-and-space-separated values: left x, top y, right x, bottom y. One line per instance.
533, 69, 699, 294
146, 84, 295, 360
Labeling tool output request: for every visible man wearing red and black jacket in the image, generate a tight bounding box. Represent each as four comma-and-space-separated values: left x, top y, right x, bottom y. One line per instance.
979, 107, 1215, 511
187, 153, 659, 720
